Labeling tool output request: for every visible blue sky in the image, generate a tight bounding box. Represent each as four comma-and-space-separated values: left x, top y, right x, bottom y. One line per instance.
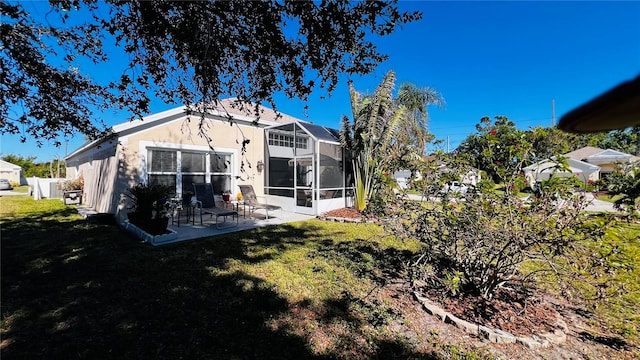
3, 1, 640, 162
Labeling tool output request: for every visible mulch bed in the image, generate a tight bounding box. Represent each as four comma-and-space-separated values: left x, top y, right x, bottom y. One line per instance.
423, 287, 562, 337
321, 207, 381, 223
322, 207, 364, 219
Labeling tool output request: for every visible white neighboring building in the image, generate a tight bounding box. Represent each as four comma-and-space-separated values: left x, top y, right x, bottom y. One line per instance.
524, 147, 639, 187
570, 148, 640, 179
393, 170, 412, 189
0, 159, 23, 185
460, 168, 481, 186
523, 157, 600, 186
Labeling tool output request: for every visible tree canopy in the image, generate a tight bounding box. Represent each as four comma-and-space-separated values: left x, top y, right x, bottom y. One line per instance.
457, 116, 640, 183
1, 153, 65, 178
1, 0, 421, 146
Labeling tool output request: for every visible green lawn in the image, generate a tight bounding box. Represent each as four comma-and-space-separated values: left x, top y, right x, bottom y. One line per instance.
10, 185, 31, 193
0, 196, 486, 359
522, 216, 640, 343
3, 196, 638, 358
596, 193, 624, 203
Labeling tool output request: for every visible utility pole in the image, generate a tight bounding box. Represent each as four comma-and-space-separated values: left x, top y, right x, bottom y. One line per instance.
447, 136, 450, 153
551, 98, 555, 126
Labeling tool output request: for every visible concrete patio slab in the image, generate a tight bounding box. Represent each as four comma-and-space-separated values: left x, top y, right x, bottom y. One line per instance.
167, 210, 315, 244
75, 204, 315, 245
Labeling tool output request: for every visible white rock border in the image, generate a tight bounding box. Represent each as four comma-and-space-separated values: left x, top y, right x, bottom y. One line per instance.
413, 291, 568, 349
122, 221, 178, 246
317, 215, 378, 223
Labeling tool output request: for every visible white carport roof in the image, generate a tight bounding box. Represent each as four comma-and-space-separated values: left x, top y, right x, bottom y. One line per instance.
585, 149, 639, 164
523, 157, 600, 174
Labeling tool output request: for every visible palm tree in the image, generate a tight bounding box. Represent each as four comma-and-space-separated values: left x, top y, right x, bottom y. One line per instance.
341, 70, 405, 211
341, 70, 444, 211
396, 83, 445, 156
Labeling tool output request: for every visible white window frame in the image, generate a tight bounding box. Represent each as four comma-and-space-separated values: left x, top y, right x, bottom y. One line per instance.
140, 141, 238, 197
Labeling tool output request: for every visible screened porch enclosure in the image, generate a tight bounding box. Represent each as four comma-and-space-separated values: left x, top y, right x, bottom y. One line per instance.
264, 122, 353, 215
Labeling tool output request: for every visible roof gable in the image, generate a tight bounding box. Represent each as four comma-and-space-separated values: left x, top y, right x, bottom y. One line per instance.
112, 100, 299, 135
67, 99, 307, 160
215, 98, 304, 125
584, 148, 637, 164
587, 149, 632, 158
523, 157, 600, 172
563, 146, 604, 161
0, 159, 21, 170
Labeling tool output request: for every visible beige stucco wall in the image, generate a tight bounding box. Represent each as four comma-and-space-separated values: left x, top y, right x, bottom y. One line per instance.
596, 163, 616, 174
68, 141, 124, 215
67, 113, 275, 221
124, 115, 266, 195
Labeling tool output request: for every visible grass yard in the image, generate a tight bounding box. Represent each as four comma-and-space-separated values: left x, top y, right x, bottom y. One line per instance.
10, 185, 31, 193
1, 196, 489, 359
521, 215, 640, 344
596, 193, 623, 203
3, 196, 639, 359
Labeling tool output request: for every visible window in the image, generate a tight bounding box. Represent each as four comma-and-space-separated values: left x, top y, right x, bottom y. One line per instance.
147, 148, 233, 196
268, 132, 308, 149
295, 136, 308, 149
268, 132, 293, 147
210, 153, 232, 194
148, 150, 177, 189
181, 152, 206, 194
181, 152, 205, 172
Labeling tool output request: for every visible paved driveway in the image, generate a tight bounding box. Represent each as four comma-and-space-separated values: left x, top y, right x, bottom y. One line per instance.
582, 193, 616, 212
0, 190, 29, 196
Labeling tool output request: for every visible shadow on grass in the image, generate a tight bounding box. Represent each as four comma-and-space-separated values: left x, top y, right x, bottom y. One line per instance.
579, 331, 630, 351
1, 209, 440, 359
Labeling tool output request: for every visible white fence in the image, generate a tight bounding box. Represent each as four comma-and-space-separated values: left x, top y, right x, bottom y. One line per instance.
28, 177, 65, 200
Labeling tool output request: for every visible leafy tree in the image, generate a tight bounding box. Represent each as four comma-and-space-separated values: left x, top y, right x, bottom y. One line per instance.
600, 127, 640, 156
389, 136, 602, 300
457, 117, 638, 185
1, 154, 65, 178
457, 116, 531, 183
607, 162, 640, 214
527, 125, 640, 159
1, 0, 421, 146
527, 126, 574, 162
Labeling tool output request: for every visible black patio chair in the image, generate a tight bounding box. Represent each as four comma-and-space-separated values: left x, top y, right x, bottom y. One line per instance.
192, 183, 238, 229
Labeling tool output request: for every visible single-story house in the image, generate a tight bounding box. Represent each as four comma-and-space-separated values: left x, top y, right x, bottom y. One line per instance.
0, 159, 24, 185
524, 147, 640, 186
523, 156, 600, 186
65, 99, 353, 221
564, 146, 640, 179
